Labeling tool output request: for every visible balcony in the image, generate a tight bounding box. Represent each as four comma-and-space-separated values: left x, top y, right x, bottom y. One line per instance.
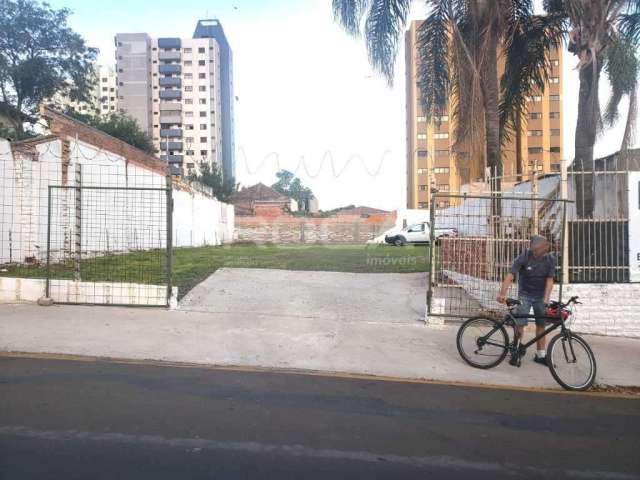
161, 154, 184, 164
158, 38, 181, 49
159, 90, 181, 100
159, 77, 181, 87
160, 141, 183, 151
158, 51, 181, 61
160, 101, 182, 111
159, 64, 181, 74
160, 114, 182, 124
160, 129, 182, 138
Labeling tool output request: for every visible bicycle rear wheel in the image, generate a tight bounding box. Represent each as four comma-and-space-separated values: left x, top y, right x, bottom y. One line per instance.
547, 332, 597, 391
456, 317, 509, 369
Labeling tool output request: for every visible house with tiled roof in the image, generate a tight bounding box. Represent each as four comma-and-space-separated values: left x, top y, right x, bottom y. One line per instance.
229, 183, 297, 216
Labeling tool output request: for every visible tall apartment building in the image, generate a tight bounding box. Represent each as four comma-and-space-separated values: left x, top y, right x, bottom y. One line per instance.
51, 65, 118, 117
115, 20, 235, 179
405, 21, 563, 210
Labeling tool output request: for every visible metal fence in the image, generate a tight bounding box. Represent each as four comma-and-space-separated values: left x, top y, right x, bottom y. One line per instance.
46, 185, 172, 306
427, 192, 568, 319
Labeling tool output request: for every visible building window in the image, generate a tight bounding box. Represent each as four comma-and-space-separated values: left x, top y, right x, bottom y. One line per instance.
418, 202, 428, 209
551, 163, 561, 171
199, 86, 207, 92
200, 124, 207, 130
184, 48, 192, 53
184, 73, 193, 79
198, 60, 206, 66
437, 115, 449, 122
527, 95, 542, 102
184, 112, 193, 117
550, 94, 560, 101
550, 129, 560, 136
200, 137, 207, 143
417, 116, 426, 122
529, 112, 542, 119
550, 77, 560, 84
198, 73, 206, 79
419, 185, 429, 191
550, 146, 561, 153
434, 167, 450, 174
528, 147, 543, 154
186, 150, 194, 155
417, 150, 428, 157
199, 111, 206, 117
417, 168, 428, 174
185, 124, 194, 130
185, 86, 193, 92
200, 150, 208, 156
199, 98, 207, 104
435, 149, 448, 156
184, 61, 192, 66
549, 112, 560, 119
434, 132, 449, 139
551, 59, 559, 66
527, 130, 543, 137
184, 99, 193, 104
417, 133, 427, 140
198, 47, 206, 53
438, 184, 450, 191
437, 201, 449, 208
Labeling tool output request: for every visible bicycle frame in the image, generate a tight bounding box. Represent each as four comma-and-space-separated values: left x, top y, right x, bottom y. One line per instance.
478, 311, 570, 352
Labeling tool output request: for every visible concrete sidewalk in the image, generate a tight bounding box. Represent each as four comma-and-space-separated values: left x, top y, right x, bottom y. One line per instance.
1, 303, 639, 390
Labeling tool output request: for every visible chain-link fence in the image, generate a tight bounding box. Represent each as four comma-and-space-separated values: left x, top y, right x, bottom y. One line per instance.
427, 192, 569, 319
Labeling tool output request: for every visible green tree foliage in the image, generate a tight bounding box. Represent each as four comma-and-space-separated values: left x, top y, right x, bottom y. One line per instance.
63, 108, 156, 154
188, 161, 238, 203
272, 169, 315, 212
0, 0, 97, 132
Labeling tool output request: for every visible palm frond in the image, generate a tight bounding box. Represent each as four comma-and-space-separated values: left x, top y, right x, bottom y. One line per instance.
620, 87, 637, 153
364, 0, 412, 86
416, 1, 451, 119
619, 12, 640, 43
604, 36, 639, 125
332, 0, 370, 36
499, 11, 566, 142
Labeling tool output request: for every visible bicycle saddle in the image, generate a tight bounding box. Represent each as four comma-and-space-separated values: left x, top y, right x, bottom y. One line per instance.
506, 298, 521, 307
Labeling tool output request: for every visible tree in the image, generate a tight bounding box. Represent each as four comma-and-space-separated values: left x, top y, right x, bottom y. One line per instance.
0, 0, 97, 133
63, 108, 156, 154
272, 169, 315, 212
332, 0, 561, 192
188, 161, 238, 203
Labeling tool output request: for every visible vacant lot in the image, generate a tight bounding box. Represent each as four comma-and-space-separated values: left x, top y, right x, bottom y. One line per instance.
1, 244, 429, 298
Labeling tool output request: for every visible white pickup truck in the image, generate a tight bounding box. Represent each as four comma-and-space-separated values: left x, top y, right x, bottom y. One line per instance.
384, 222, 457, 246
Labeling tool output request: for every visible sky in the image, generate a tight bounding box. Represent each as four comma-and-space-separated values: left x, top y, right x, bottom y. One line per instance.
49, 0, 637, 211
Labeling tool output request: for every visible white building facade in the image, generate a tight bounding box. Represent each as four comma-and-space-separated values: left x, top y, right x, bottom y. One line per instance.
115, 20, 235, 180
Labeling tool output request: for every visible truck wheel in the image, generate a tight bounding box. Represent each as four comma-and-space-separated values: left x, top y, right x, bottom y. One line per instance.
394, 236, 406, 246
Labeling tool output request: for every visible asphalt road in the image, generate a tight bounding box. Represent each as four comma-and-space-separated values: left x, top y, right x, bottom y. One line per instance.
0, 357, 638, 480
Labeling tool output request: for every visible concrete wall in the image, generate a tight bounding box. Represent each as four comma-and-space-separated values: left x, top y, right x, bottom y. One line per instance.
438, 270, 640, 338
234, 214, 396, 244
0, 137, 234, 265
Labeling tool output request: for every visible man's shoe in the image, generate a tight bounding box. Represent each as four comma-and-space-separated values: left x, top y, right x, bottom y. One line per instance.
533, 354, 548, 366
509, 354, 519, 366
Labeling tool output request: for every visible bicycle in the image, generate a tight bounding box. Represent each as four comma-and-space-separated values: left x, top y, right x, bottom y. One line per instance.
456, 296, 597, 391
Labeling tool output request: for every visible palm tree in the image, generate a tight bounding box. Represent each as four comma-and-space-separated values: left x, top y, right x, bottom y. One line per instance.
332, 0, 561, 192
540, 0, 640, 216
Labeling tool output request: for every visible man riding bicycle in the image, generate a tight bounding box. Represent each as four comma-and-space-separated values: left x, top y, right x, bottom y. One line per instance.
497, 235, 557, 366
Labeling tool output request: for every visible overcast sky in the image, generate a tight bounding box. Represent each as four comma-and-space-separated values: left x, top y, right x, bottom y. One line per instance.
50, 0, 636, 210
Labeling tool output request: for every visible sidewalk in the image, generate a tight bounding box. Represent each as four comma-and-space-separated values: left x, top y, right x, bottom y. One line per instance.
1, 303, 639, 390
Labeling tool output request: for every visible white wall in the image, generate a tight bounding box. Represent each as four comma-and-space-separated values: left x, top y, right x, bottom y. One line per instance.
437, 270, 640, 338
0, 137, 234, 265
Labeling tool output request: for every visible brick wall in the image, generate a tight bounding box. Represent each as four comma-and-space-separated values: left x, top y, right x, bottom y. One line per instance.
235, 213, 397, 244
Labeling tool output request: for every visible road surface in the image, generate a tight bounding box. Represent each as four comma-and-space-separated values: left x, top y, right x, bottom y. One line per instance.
0, 357, 638, 479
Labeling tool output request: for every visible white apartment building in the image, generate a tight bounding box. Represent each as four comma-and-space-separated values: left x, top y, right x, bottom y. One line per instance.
115, 20, 235, 178
51, 65, 118, 117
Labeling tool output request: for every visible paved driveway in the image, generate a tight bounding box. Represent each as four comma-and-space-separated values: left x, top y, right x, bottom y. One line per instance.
179, 268, 427, 325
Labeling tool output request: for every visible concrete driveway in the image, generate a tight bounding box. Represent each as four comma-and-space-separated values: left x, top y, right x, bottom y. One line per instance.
179, 268, 427, 325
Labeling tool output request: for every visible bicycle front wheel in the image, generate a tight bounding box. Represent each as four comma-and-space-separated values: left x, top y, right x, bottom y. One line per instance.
456, 317, 509, 369
547, 333, 597, 391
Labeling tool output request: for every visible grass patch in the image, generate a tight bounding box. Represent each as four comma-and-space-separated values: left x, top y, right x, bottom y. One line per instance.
1, 243, 430, 299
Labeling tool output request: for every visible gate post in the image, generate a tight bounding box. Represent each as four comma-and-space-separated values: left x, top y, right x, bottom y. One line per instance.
166, 175, 174, 307
425, 192, 437, 324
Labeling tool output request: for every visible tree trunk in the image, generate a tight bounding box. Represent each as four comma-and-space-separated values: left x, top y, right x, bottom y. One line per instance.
481, 33, 502, 192
574, 60, 601, 218
515, 107, 523, 182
